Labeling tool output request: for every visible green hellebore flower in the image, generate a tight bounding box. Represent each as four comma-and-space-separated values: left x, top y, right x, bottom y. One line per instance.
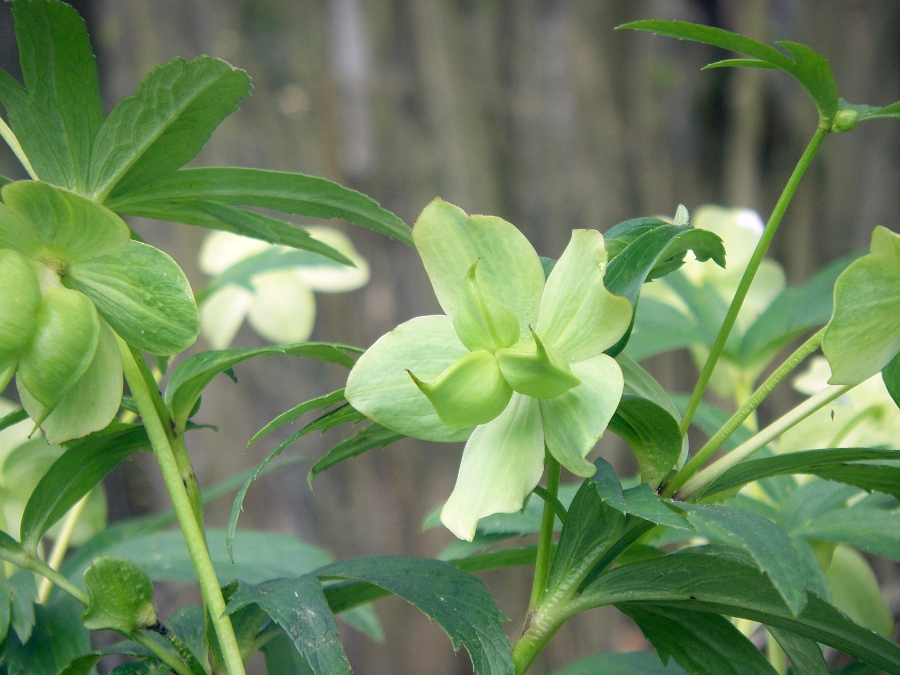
346, 199, 633, 540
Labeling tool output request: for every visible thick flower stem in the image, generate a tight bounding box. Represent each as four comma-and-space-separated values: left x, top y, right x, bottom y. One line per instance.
663, 328, 825, 497
679, 383, 854, 498
117, 336, 247, 675
527, 456, 560, 612
679, 125, 829, 436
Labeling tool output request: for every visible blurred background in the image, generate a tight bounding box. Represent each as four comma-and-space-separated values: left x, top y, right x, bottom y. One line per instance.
1, 1, 899, 673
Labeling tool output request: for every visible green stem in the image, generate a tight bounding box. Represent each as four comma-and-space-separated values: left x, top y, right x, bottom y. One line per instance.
679, 126, 829, 436
664, 328, 824, 497
679, 383, 854, 498
38, 494, 89, 603
131, 630, 194, 675
30, 557, 89, 606
527, 457, 560, 612
117, 336, 247, 675
0, 117, 38, 180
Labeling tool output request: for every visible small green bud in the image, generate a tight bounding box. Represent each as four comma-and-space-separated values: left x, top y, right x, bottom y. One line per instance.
495, 329, 581, 399
831, 109, 859, 133
82, 556, 158, 632
0, 249, 41, 358
409, 350, 512, 429
17, 287, 100, 415
453, 260, 520, 353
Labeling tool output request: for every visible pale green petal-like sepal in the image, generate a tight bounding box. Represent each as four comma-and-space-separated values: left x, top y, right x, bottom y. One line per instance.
536, 229, 632, 362
495, 330, 580, 399
247, 271, 316, 344
540, 354, 624, 477
440, 394, 544, 541
346, 315, 472, 442
410, 350, 512, 429
453, 260, 519, 353
412, 199, 544, 335
0, 250, 41, 358
823, 226, 900, 384
19, 321, 123, 444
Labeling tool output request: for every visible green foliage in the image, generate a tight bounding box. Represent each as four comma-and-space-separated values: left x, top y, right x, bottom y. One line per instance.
607, 396, 681, 487
81, 556, 157, 632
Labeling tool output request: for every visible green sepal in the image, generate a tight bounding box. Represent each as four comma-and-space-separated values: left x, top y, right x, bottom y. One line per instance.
17, 287, 100, 417
495, 329, 580, 399
0, 249, 41, 358
82, 556, 158, 632
410, 350, 512, 429
453, 260, 519, 353
0, 181, 130, 266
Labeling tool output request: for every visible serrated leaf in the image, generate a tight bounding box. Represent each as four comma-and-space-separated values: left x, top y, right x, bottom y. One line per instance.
839, 98, 900, 123
3, 0, 104, 192
6, 570, 36, 644
624, 297, 703, 361
552, 651, 686, 675
89, 56, 250, 201
261, 630, 316, 675
797, 507, 900, 561
680, 504, 807, 615
82, 556, 157, 632
226, 576, 350, 675
19, 425, 148, 553
769, 626, 831, 675
696, 448, 900, 501
64, 240, 199, 355
106, 167, 412, 245
741, 253, 861, 363
604, 223, 724, 355
578, 547, 900, 674
1, 596, 90, 675
317, 556, 514, 675
619, 20, 839, 122
307, 423, 404, 488
228, 401, 364, 562
164, 343, 359, 431
247, 389, 346, 448
608, 396, 681, 487
72, 529, 333, 586
620, 604, 779, 675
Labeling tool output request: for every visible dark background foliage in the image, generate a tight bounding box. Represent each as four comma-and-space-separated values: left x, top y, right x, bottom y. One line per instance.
1, 1, 898, 673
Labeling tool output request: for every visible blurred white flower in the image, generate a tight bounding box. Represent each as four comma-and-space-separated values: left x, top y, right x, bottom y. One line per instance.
198, 227, 370, 349
780, 356, 900, 452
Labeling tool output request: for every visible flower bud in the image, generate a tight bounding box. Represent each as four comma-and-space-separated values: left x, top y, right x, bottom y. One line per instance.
409, 350, 512, 429
495, 329, 581, 399
0, 249, 41, 358
453, 260, 520, 353
831, 109, 859, 133
17, 287, 100, 417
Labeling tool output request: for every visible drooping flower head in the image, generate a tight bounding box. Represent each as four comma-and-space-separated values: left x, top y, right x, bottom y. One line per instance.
346, 199, 632, 540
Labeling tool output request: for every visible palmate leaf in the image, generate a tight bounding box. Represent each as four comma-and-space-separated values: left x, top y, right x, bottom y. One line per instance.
164, 342, 359, 431
619, 20, 839, 122
307, 423, 405, 487
247, 389, 347, 448
0, 596, 90, 675
796, 507, 900, 561
106, 167, 413, 246
769, 626, 830, 675
1, 0, 104, 192
226, 576, 351, 675
318, 556, 514, 675
88, 56, 250, 201
577, 547, 900, 674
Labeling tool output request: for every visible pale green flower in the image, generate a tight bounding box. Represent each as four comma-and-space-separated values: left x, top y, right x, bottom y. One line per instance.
198, 227, 369, 349
780, 356, 900, 453
346, 199, 632, 540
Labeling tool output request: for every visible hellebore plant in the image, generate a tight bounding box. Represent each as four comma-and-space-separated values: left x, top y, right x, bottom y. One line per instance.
347, 199, 632, 540
1, 4, 900, 675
